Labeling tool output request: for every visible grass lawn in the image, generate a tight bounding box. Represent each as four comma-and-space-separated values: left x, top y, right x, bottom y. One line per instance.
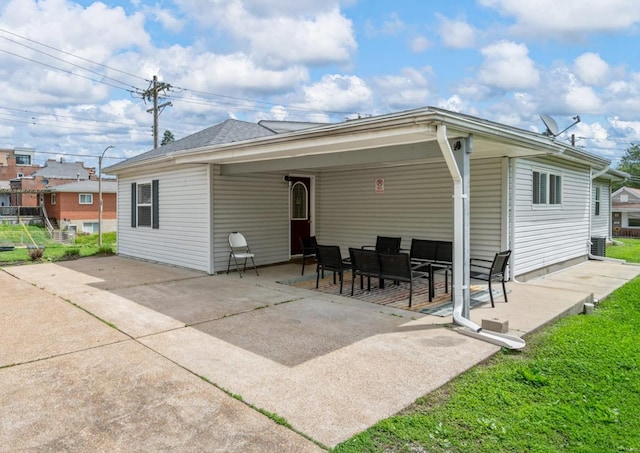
0, 224, 115, 264
335, 239, 640, 452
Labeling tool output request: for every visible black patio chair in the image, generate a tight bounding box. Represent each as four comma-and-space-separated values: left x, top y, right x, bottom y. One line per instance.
363, 236, 402, 254
316, 245, 351, 294
348, 247, 381, 295
433, 241, 453, 294
378, 252, 431, 307
470, 250, 512, 308
299, 236, 318, 275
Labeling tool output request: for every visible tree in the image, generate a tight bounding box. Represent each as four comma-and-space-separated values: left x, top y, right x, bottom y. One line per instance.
615, 144, 640, 190
160, 130, 175, 146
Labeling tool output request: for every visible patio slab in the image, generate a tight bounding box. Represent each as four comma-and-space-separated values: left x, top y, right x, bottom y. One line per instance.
2, 256, 639, 449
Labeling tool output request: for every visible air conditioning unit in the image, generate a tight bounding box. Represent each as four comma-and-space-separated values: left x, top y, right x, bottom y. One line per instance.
590, 236, 606, 257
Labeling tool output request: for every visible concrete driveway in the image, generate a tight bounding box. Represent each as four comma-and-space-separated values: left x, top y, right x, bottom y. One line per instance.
2, 256, 639, 450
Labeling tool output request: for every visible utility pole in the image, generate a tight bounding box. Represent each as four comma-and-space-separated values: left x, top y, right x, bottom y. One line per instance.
142, 75, 172, 149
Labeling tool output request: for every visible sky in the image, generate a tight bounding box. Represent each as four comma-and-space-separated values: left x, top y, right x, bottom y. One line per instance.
0, 0, 639, 172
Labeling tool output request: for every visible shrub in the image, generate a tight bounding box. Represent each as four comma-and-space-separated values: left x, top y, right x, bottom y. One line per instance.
63, 248, 81, 259
28, 247, 44, 261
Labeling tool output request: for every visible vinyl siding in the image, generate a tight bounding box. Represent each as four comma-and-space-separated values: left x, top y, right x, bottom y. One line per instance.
591, 180, 611, 239
315, 162, 454, 255
117, 165, 212, 272
211, 169, 289, 273
469, 158, 505, 261
513, 156, 590, 276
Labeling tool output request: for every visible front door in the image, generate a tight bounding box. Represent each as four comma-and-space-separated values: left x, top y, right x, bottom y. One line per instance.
290, 176, 311, 255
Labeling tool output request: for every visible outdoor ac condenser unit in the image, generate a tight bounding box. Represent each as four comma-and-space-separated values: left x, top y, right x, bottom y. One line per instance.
591, 236, 606, 257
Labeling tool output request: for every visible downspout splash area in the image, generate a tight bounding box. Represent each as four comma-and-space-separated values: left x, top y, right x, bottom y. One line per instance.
436, 124, 525, 350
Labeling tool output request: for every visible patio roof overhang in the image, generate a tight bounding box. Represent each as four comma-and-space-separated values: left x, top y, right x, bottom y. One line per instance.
106, 107, 611, 177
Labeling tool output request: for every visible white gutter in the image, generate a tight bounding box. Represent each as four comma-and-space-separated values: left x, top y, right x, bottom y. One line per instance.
436, 124, 526, 350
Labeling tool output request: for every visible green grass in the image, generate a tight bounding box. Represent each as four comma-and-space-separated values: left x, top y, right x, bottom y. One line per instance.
606, 237, 640, 262
0, 224, 116, 264
335, 239, 640, 453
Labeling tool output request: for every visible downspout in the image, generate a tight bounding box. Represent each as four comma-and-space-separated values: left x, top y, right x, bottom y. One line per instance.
436, 124, 526, 350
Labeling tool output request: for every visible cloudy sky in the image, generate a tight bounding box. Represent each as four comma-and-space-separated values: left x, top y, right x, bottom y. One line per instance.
1, 0, 639, 171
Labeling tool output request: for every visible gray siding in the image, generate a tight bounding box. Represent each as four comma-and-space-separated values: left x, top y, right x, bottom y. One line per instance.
513, 157, 591, 276
212, 169, 289, 273
117, 165, 212, 272
469, 158, 505, 261
592, 180, 611, 239
315, 162, 454, 254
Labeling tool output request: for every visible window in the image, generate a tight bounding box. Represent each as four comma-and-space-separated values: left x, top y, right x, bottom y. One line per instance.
621, 194, 629, 203
291, 181, 308, 220
51, 194, 56, 205
83, 222, 99, 233
131, 180, 159, 229
595, 186, 601, 216
79, 193, 93, 204
629, 214, 640, 227
533, 170, 562, 206
15, 154, 31, 165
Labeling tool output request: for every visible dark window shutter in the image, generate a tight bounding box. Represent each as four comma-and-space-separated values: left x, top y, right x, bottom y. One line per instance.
131, 183, 137, 228
152, 179, 159, 229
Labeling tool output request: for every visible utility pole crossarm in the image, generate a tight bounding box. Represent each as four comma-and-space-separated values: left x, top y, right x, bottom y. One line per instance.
141, 75, 172, 149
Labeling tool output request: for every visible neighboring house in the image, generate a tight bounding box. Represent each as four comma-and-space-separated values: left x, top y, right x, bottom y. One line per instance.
104, 107, 625, 290
0, 148, 41, 207
611, 187, 640, 237
44, 180, 117, 234
10, 158, 97, 207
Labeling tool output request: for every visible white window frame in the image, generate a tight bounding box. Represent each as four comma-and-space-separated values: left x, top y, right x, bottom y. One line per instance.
51, 194, 56, 205
594, 186, 601, 216
79, 193, 93, 205
137, 182, 152, 227
532, 169, 562, 207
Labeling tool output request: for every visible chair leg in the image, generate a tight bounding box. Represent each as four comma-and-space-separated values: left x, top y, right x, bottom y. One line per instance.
408, 280, 413, 307
251, 257, 259, 276
316, 267, 321, 288
301, 256, 306, 275
339, 271, 344, 294
488, 280, 495, 307
351, 272, 356, 296
233, 255, 242, 278
227, 253, 232, 274
502, 279, 508, 302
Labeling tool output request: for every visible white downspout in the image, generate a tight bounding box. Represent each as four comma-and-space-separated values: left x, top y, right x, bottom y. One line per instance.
436, 124, 526, 350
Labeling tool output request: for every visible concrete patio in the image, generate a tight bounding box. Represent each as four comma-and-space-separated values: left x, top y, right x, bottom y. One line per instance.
1, 256, 639, 450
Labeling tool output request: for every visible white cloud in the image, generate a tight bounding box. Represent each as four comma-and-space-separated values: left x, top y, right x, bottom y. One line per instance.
479, 0, 640, 37
436, 15, 476, 48
176, 1, 357, 69
478, 41, 540, 90
410, 36, 430, 53
373, 67, 432, 110
565, 85, 602, 113
574, 53, 610, 86
364, 12, 405, 36
300, 74, 373, 112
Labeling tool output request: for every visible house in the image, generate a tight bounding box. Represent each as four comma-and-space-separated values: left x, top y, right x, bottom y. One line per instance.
0, 148, 41, 207
104, 107, 625, 292
611, 186, 640, 237
44, 180, 117, 234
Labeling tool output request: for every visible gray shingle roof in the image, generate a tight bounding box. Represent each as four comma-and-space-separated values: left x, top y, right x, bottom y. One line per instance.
30, 161, 91, 179
47, 180, 117, 193
120, 119, 276, 166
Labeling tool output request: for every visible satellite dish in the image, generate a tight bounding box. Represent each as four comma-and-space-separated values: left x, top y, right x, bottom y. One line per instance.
539, 114, 581, 138
540, 114, 559, 137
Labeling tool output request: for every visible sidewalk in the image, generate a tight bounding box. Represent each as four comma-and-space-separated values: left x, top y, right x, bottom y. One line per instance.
1, 257, 638, 450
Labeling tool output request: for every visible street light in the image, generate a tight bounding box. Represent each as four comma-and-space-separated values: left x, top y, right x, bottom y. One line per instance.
98, 145, 114, 247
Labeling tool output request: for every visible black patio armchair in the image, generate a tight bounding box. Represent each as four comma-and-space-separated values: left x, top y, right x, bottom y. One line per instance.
362, 236, 402, 254
470, 250, 512, 307
378, 252, 431, 307
299, 236, 318, 275
316, 245, 352, 294
348, 247, 381, 295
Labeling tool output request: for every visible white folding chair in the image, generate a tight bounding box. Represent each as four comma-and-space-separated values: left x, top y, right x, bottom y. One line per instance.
227, 232, 258, 277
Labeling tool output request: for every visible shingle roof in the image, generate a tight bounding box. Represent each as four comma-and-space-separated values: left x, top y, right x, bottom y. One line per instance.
46, 180, 117, 193
30, 161, 91, 179
119, 119, 276, 166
